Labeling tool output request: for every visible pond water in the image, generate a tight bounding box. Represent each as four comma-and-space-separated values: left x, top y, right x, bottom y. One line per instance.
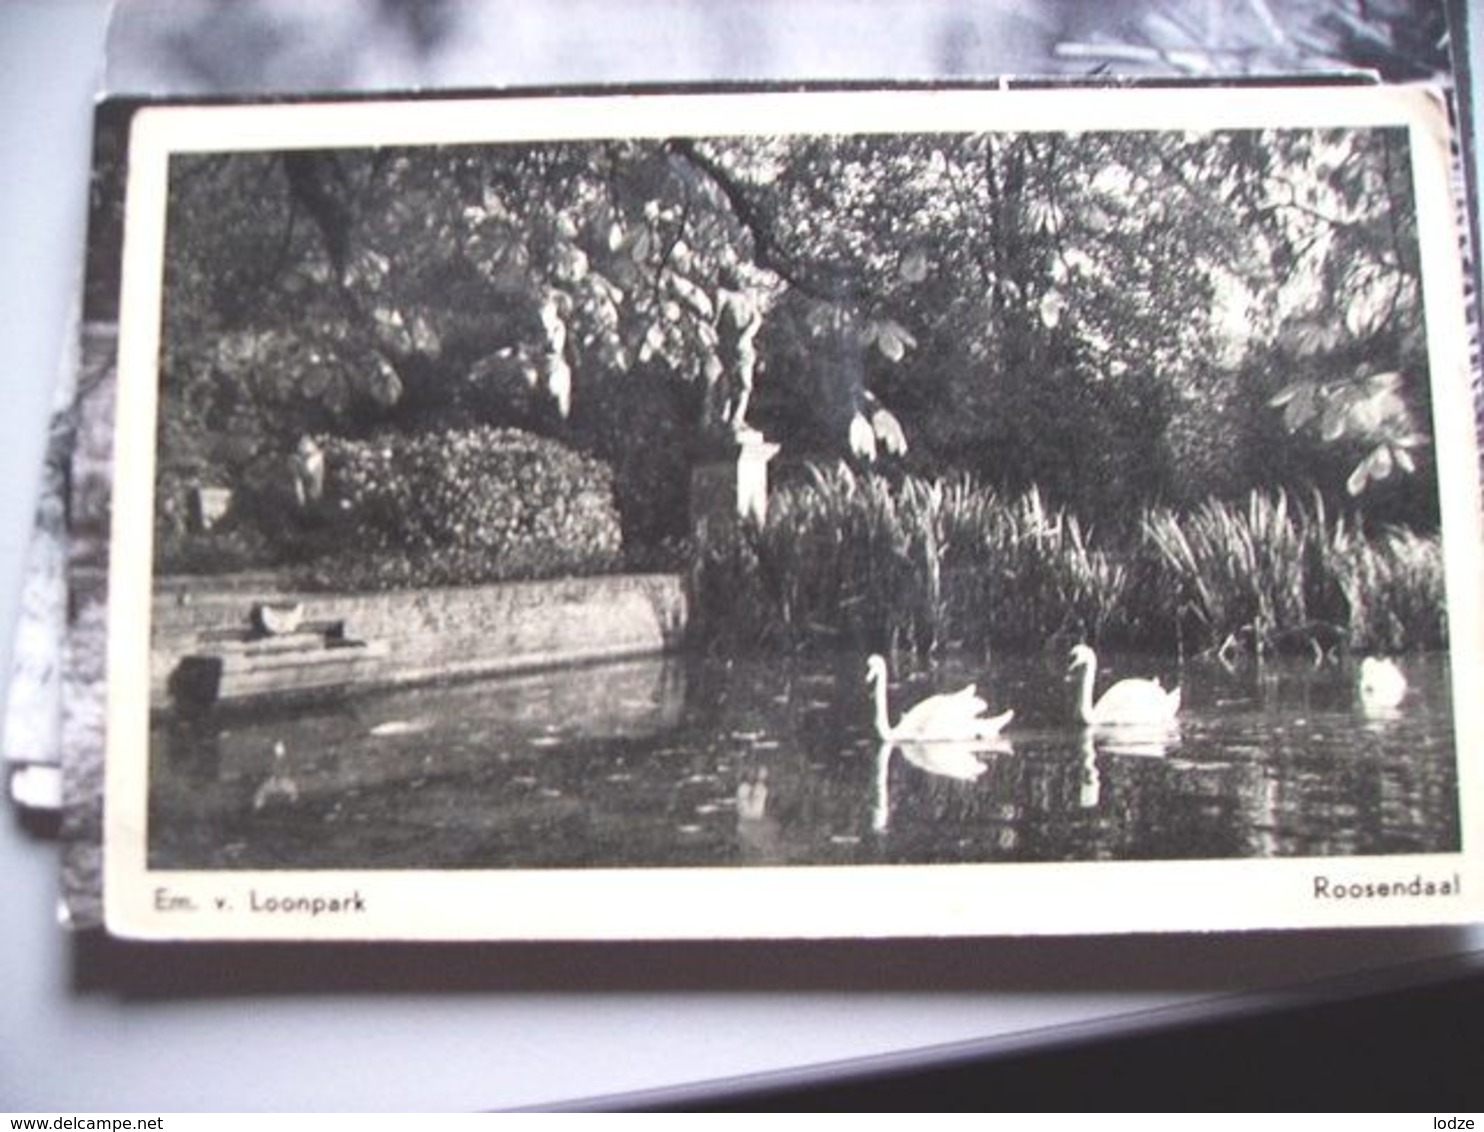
149, 649, 1461, 870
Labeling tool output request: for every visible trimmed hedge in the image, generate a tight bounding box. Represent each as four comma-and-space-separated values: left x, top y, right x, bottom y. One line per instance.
300, 426, 623, 589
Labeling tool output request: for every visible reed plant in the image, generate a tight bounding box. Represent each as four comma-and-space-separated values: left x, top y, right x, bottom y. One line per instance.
1332, 524, 1447, 654
947, 485, 1132, 651
695, 466, 1132, 654
692, 465, 1446, 658
1141, 490, 1446, 656
746, 465, 942, 652
1142, 490, 1320, 657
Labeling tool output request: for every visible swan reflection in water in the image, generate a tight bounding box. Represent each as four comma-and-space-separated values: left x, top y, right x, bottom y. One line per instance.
871, 736, 1014, 833
1077, 727, 1180, 809
251, 740, 300, 812
735, 765, 781, 861
1078, 734, 1100, 809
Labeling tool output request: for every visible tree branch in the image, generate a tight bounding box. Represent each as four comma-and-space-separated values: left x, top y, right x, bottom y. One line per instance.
664, 138, 842, 303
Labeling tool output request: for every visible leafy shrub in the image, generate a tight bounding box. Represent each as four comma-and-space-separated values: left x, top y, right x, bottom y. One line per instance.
301, 426, 622, 589
574, 362, 700, 561
155, 524, 275, 577
154, 440, 283, 577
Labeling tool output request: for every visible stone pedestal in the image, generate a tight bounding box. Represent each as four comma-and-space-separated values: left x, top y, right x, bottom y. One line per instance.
190, 485, 233, 532
690, 429, 781, 542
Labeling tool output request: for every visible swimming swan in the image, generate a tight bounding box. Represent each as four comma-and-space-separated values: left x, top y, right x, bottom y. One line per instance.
1358, 657, 1407, 709
865, 654, 1014, 742
1067, 644, 1181, 727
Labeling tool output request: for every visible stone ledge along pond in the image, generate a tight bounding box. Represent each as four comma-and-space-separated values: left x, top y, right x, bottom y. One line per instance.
147, 649, 1460, 870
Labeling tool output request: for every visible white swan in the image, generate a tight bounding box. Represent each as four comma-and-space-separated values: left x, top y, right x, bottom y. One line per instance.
1358, 657, 1407, 709
1067, 644, 1181, 727
865, 654, 1013, 741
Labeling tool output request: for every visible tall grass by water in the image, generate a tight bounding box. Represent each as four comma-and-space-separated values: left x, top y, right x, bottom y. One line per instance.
692, 466, 1446, 658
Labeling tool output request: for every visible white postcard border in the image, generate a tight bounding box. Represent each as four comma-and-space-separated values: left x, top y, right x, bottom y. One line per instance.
105, 85, 1484, 940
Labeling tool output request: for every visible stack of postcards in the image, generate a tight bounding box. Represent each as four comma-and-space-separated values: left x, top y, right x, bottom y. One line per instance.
8, 0, 1482, 948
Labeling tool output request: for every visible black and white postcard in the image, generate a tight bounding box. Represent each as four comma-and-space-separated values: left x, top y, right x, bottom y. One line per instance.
102, 85, 1483, 939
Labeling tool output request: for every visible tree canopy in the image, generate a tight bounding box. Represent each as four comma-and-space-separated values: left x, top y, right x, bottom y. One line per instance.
158, 118, 1435, 554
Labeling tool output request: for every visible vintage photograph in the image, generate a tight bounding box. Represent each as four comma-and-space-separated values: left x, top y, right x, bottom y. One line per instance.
103, 86, 1482, 939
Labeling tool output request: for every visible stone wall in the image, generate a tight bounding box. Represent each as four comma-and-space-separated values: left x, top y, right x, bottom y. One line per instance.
151, 574, 688, 710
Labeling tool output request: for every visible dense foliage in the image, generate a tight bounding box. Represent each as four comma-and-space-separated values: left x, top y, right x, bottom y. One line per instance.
156, 427, 624, 587
157, 117, 1438, 573
301, 427, 623, 588
694, 467, 1445, 658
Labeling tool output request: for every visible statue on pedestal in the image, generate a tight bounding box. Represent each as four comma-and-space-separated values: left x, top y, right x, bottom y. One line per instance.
537, 285, 574, 420
691, 268, 777, 534
290, 434, 325, 508
701, 267, 763, 446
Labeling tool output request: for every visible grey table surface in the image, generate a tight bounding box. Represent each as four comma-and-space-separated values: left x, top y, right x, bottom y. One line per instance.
1, 0, 1481, 1112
